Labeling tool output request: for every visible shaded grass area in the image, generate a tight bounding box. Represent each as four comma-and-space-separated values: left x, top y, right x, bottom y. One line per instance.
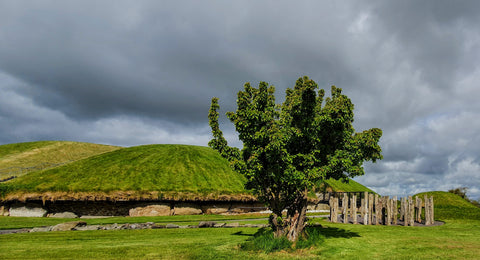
3, 144, 248, 197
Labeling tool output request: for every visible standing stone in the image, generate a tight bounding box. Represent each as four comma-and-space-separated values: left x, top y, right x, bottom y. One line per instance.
129, 204, 172, 217
9, 204, 47, 217
173, 203, 203, 215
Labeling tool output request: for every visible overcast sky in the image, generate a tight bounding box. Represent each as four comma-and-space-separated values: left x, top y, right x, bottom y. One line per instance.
1, 0, 479, 200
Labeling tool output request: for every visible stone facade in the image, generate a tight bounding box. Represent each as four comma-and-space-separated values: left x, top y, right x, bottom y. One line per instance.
0, 200, 327, 217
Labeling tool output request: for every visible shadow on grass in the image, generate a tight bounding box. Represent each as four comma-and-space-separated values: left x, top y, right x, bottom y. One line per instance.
232, 226, 360, 239
231, 231, 255, 237
315, 226, 360, 239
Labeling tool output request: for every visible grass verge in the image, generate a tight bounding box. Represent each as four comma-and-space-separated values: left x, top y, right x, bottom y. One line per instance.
1, 218, 479, 259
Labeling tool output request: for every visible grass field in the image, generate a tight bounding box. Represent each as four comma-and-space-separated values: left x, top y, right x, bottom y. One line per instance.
1, 191, 479, 259
0, 141, 120, 179
0, 218, 478, 259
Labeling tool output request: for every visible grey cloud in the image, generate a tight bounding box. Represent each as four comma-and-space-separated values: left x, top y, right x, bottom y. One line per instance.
1, 1, 480, 200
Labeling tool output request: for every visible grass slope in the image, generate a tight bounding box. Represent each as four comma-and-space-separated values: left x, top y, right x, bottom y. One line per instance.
1, 141, 374, 200
3, 144, 250, 200
322, 178, 374, 193
415, 191, 480, 220
0, 141, 120, 179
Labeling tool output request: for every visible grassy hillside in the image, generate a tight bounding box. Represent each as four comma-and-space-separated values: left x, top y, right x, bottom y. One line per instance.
0, 141, 120, 179
1, 142, 374, 201
2, 144, 251, 201
322, 178, 374, 193
415, 191, 480, 220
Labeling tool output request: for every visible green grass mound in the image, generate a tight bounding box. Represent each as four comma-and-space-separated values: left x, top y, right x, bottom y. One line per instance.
0, 141, 120, 179
2, 144, 250, 200
322, 178, 374, 193
415, 191, 480, 220
1, 141, 375, 201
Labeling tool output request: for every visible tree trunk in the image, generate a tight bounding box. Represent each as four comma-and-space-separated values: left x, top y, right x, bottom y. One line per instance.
270, 191, 308, 242
286, 203, 307, 242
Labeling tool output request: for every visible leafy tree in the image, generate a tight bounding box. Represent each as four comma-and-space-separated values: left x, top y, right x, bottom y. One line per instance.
449, 187, 480, 208
208, 76, 382, 241
448, 187, 468, 200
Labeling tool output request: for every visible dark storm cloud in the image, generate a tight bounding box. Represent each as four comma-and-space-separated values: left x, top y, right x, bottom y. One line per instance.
1, 1, 479, 199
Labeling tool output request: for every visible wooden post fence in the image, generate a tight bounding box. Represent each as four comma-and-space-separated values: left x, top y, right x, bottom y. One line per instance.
328, 193, 434, 226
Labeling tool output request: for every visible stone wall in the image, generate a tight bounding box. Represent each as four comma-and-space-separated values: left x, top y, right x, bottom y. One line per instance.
0, 200, 269, 217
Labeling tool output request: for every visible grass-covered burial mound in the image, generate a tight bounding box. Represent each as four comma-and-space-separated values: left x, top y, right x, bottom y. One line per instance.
1, 144, 253, 202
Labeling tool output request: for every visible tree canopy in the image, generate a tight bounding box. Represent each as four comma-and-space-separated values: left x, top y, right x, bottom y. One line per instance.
208, 76, 382, 241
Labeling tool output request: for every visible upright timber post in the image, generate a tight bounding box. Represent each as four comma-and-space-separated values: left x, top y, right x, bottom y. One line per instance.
368, 193, 374, 225
343, 193, 348, 224
351, 194, 357, 224
330, 196, 338, 223
363, 192, 368, 225
416, 197, 422, 223
385, 196, 391, 226
408, 196, 415, 226
392, 196, 398, 225
429, 196, 434, 225
375, 194, 381, 225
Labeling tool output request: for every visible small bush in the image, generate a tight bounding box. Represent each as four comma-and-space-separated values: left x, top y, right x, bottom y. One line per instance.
240, 228, 292, 253
296, 226, 326, 249
240, 226, 325, 253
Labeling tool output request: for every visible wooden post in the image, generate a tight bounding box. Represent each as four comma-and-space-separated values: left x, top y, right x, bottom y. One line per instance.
329, 196, 334, 223
425, 195, 434, 225
408, 196, 415, 226
368, 193, 374, 225
430, 196, 434, 225
415, 197, 422, 223
400, 197, 405, 221
373, 194, 379, 225
361, 197, 366, 225
424, 195, 430, 225
385, 196, 391, 226
351, 194, 357, 224
392, 196, 398, 225
363, 192, 368, 225
343, 193, 348, 224
330, 196, 338, 223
